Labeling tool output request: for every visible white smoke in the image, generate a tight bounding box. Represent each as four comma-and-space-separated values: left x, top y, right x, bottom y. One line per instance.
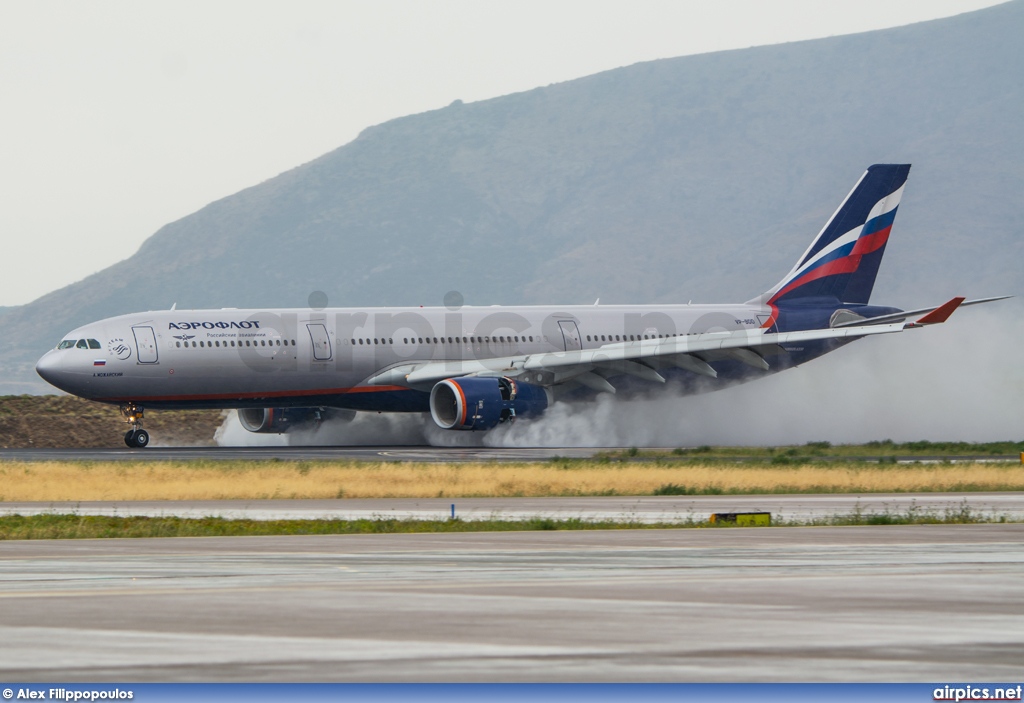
487, 306, 1024, 446
217, 306, 1023, 447
215, 405, 486, 447
214, 412, 289, 446
288, 411, 433, 446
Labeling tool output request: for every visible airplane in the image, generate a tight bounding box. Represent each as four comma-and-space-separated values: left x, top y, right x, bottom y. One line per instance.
35, 164, 1008, 447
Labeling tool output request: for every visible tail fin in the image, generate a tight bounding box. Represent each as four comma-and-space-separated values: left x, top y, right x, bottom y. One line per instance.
752, 164, 911, 308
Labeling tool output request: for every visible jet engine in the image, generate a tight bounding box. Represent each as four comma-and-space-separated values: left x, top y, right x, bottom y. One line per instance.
237, 407, 351, 433
429, 376, 549, 431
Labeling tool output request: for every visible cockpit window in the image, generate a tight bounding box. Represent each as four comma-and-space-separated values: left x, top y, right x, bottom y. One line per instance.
76, 339, 89, 349
87, 339, 101, 349
57, 340, 76, 350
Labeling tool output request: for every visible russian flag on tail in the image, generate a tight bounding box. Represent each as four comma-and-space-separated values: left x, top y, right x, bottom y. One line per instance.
756, 164, 911, 311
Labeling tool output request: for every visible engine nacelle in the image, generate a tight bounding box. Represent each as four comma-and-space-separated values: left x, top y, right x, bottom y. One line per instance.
238, 407, 336, 433
429, 376, 549, 431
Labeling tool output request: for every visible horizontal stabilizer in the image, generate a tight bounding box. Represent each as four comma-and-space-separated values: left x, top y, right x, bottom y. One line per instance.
832, 295, 1011, 328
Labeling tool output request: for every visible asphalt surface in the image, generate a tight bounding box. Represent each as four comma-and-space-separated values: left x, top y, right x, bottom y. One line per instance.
1, 525, 1022, 681
0, 446, 600, 462
3, 492, 1024, 522
0, 446, 1017, 462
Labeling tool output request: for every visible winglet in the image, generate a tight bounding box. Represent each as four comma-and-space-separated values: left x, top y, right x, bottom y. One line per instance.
911, 296, 965, 326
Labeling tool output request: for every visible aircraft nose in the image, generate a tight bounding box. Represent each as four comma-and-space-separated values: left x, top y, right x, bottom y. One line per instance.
35, 351, 66, 388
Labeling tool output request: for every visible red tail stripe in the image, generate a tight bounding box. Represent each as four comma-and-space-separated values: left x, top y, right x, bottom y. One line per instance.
850, 224, 892, 257
770, 256, 861, 303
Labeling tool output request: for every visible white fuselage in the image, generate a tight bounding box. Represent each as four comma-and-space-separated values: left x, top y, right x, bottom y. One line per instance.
36, 302, 780, 410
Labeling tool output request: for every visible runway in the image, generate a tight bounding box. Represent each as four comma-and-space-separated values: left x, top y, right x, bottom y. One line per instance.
3, 492, 1024, 522
1, 446, 1016, 462
1, 525, 1022, 681
0, 446, 600, 462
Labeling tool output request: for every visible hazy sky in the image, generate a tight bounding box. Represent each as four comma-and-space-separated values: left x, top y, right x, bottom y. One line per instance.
0, 0, 1005, 308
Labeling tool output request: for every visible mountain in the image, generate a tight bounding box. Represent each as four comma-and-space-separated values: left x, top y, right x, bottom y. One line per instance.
3, 1, 1023, 393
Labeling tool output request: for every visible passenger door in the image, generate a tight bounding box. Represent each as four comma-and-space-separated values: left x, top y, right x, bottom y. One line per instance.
557, 320, 582, 351
306, 323, 333, 361
132, 326, 159, 364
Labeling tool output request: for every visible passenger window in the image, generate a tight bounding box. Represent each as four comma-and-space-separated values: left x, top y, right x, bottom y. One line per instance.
76, 339, 88, 349
176, 341, 181, 348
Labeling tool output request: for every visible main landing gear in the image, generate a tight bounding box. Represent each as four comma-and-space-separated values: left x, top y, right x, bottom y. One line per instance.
120, 402, 150, 448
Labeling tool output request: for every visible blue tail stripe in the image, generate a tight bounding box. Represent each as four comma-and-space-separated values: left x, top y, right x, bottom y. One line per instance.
798, 164, 910, 268
790, 205, 900, 281
800, 241, 857, 274
862, 207, 898, 237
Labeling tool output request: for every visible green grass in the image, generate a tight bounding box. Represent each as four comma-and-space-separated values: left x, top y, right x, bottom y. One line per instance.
1, 504, 1015, 540
599, 439, 1024, 463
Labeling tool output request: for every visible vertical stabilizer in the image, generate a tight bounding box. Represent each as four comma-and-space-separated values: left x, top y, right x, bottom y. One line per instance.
751, 164, 911, 309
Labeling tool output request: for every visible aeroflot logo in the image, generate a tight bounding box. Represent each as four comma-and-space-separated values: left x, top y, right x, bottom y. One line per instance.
168, 321, 262, 330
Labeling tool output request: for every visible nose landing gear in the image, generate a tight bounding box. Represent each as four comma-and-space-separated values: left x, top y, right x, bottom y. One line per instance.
120, 403, 150, 448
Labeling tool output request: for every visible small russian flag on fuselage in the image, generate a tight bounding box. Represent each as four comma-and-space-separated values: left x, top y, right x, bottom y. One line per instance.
93, 359, 106, 366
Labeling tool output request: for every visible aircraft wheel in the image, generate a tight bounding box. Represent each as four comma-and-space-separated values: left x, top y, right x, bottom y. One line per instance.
124, 429, 150, 448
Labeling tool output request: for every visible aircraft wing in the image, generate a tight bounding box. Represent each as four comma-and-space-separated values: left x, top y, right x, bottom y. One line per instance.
365, 295, 1002, 391
365, 321, 907, 390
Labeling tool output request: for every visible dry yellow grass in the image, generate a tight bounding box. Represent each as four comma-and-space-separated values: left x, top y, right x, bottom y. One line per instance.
1, 460, 1023, 501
